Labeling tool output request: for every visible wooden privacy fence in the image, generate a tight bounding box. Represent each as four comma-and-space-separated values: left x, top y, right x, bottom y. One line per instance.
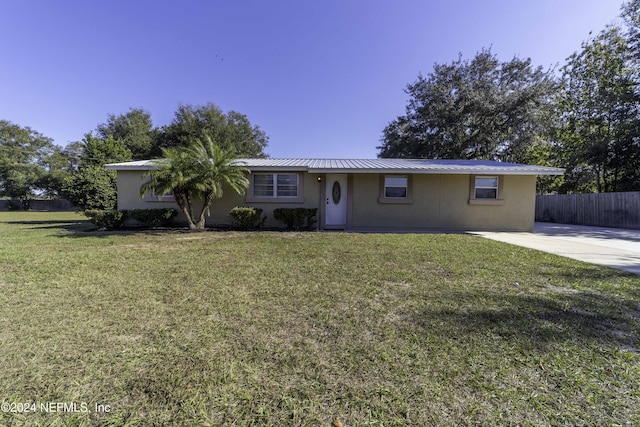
536, 192, 640, 229
0, 199, 76, 211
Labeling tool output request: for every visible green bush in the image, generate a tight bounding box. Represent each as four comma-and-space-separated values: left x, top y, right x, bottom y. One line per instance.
84, 209, 124, 229
229, 207, 265, 230
63, 166, 117, 210
124, 208, 177, 227
273, 208, 318, 230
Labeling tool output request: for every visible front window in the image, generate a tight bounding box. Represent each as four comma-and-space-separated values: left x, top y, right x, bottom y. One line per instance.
253, 174, 274, 197
253, 173, 299, 198
475, 176, 498, 199
384, 176, 408, 198
276, 174, 298, 197
148, 189, 174, 201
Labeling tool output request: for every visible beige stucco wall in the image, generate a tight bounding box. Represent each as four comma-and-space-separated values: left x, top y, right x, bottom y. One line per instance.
349, 174, 536, 231
115, 170, 321, 228
116, 170, 536, 231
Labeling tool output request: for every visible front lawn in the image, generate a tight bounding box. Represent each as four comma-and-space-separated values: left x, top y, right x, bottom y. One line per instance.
0, 212, 638, 426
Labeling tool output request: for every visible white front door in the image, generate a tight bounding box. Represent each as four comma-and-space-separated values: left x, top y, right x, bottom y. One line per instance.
325, 174, 347, 228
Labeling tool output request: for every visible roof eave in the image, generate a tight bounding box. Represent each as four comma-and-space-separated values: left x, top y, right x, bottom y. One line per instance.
104, 165, 157, 171
309, 167, 565, 175
242, 166, 309, 172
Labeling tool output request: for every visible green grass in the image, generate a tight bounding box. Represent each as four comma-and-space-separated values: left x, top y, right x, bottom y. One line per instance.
0, 212, 638, 426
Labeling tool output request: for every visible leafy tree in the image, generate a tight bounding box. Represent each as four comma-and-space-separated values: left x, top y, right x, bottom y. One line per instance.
157, 103, 268, 157
62, 166, 118, 210
520, 138, 565, 194
622, 0, 640, 58
0, 120, 56, 202
141, 135, 250, 230
96, 108, 157, 160
62, 133, 131, 210
378, 49, 557, 163
36, 146, 74, 198
80, 133, 131, 167
555, 25, 640, 192
59, 141, 84, 173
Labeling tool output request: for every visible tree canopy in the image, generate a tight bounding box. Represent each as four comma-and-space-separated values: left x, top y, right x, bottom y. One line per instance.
555, 24, 640, 193
0, 120, 58, 201
96, 108, 157, 160
378, 49, 557, 163
157, 103, 268, 158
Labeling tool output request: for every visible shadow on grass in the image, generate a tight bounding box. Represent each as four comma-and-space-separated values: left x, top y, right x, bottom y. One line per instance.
60, 225, 214, 238
5, 219, 84, 225
4, 219, 150, 237
5, 219, 94, 233
410, 289, 640, 354
539, 264, 640, 281
5, 219, 204, 237
53, 224, 286, 238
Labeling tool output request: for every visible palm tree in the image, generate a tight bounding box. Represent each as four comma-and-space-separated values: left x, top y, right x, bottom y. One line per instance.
185, 136, 250, 228
140, 135, 249, 230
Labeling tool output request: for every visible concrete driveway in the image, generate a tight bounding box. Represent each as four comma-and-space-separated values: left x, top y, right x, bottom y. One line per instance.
471, 222, 640, 275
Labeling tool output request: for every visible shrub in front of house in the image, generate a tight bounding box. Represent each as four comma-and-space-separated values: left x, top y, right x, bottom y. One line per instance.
123, 208, 177, 227
273, 208, 318, 230
84, 208, 178, 229
229, 207, 266, 230
84, 209, 125, 229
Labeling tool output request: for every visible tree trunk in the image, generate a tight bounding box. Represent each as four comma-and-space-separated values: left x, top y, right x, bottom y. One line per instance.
195, 191, 214, 229
175, 191, 198, 229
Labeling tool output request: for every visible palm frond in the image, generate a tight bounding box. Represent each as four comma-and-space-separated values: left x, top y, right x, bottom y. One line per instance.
139, 134, 251, 229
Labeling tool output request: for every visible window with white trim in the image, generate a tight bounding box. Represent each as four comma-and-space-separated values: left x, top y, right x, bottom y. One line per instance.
384, 176, 408, 198
474, 176, 498, 199
253, 173, 299, 198
146, 188, 174, 201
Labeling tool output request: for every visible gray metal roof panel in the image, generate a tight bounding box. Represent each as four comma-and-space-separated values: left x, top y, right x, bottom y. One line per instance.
104, 160, 158, 170
237, 158, 564, 175
106, 158, 564, 175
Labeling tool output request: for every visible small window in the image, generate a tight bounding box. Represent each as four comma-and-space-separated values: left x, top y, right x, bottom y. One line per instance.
253, 173, 299, 198
276, 174, 298, 197
384, 176, 408, 198
150, 189, 174, 201
253, 174, 274, 197
475, 176, 498, 199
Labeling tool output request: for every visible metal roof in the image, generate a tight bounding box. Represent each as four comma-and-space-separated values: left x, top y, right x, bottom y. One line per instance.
105, 158, 564, 175
105, 160, 158, 170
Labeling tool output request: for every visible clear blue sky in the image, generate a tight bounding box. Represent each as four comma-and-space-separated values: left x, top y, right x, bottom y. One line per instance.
0, 0, 626, 158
